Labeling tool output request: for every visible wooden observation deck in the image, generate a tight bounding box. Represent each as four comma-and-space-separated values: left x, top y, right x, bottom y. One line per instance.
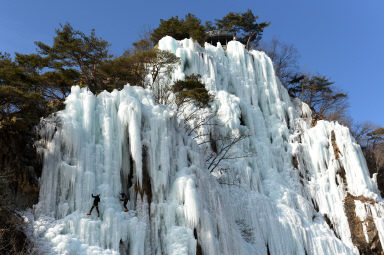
206, 30, 234, 46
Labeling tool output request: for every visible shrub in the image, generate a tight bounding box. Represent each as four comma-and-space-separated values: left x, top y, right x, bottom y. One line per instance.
173, 74, 211, 108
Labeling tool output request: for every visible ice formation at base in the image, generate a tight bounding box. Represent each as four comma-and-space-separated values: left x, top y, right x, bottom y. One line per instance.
30, 36, 384, 254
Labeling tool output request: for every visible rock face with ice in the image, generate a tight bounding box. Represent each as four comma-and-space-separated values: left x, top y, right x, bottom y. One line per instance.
31, 37, 384, 254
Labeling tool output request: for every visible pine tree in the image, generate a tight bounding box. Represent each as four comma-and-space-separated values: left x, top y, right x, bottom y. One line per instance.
215, 9, 270, 50
35, 23, 112, 93
151, 14, 206, 45
98, 49, 179, 96
288, 74, 348, 120
0, 52, 47, 131
173, 74, 212, 108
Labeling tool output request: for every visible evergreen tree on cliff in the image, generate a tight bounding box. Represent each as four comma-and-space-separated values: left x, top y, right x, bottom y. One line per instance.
215, 9, 270, 50
151, 13, 206, 45
35, 23, 112, 93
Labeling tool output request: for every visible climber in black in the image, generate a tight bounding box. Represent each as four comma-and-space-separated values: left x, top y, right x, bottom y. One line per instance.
120, 193, 129, 212
87, 194, 100, 217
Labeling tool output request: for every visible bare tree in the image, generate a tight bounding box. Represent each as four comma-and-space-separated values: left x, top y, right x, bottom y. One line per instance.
133, 25, 155, 53
149, 50, 180, 104
349, 121, 384, 176
350, 121, 378, 146
123, 25, 154, 56
0, 209, 34, 255
258, 38, 300, 85
171, 74, 252, 176
204, 133, 251, 173
367, 128, 384, 163
318, 87, 349, 122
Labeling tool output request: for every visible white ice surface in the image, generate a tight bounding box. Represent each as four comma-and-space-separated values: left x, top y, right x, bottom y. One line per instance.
30, 36, 384, 254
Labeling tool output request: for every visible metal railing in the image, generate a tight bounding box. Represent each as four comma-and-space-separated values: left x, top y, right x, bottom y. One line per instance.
206, 30, 233, 37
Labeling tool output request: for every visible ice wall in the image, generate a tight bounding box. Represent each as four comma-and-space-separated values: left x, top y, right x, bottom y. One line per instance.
32, 37, 384, 255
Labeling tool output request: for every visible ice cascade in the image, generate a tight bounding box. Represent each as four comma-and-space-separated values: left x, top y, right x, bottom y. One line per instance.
31, 36, 384, 254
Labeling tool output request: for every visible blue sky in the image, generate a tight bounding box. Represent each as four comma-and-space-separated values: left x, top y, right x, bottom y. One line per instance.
1, 0, 383, 126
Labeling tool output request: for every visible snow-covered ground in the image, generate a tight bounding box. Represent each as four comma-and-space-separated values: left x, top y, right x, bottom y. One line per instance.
29, 37, 384, 254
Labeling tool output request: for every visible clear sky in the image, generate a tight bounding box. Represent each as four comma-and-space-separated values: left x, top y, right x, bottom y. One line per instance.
1, 0, 383, 126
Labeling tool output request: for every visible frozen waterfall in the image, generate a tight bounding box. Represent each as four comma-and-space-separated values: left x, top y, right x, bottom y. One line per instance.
29, 36, 384, 255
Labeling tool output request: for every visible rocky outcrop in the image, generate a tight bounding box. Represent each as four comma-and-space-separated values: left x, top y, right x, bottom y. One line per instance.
329, 129, 384, 254
330, 131, 383, 254
331, 130, 341, 160
377, 166, 384, 198
344, 193, 383, 254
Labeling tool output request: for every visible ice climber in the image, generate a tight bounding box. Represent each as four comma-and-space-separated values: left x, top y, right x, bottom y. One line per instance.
87, 194, 100, 217
120, 193, 129, 212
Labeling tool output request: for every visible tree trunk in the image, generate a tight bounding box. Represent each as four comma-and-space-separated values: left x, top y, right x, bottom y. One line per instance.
246, 32, 257, 51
